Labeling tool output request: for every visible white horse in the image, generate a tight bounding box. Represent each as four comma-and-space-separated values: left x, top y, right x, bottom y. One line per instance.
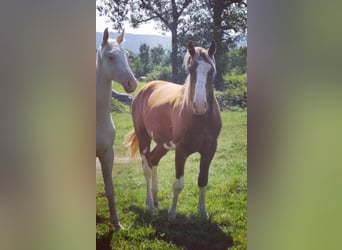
96, 28, 137, 229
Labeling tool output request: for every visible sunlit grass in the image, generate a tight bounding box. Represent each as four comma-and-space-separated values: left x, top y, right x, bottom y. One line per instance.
96, 110, 246, 249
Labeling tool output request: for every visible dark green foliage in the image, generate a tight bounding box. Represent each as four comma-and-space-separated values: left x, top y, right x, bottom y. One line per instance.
130, 44, 172, 82
227, 47, 247, 74
139, 43, 151, 75
150, 45, 166, 65
216, 91, 247, 111
111, 98, 129, 113
146, 65, 172, 82
216, 73, 247, 110
130, 56, 144, 78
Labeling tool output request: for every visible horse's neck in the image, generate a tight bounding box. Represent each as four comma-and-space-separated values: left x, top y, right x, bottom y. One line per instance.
96, 71, 112, 124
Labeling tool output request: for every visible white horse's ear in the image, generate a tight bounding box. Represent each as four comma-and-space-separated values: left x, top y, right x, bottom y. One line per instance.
188, 41, 196, 57
208, 40, 216, 57
116, 29, 125, 44
102, 28, 109, 46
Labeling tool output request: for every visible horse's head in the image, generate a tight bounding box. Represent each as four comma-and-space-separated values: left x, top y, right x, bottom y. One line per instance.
97, 28, 137, 93
184, 41, 216, 115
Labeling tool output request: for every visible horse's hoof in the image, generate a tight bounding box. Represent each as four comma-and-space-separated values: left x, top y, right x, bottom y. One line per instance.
168, 208, 176, 221
168, 215, 176, 222
146, 199, 156, 211
113, 222, 124, 230
146, 206, 158, 214
152, 208, 159, 215
198, 212, 209, 221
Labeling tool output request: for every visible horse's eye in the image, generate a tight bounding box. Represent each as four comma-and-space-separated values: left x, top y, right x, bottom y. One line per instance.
108, 55, 114, 61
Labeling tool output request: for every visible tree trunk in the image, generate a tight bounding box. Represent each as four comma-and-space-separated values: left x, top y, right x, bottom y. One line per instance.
212, 2, 225, 91
171, 25, 179, 83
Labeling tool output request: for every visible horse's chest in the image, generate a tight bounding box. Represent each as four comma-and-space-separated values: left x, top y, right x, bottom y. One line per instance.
172, 113, 220, 149
185, 127, 213, 147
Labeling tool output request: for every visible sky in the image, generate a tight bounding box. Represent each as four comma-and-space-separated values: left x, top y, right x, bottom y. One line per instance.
96, 11, 171, 36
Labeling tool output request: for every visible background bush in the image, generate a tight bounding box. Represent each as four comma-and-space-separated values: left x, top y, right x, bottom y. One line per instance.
216, 73, 247, 111
145, 65, 172, 82
111, 98, 129, 113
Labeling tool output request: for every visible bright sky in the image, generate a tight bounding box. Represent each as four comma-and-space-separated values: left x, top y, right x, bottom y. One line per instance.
96, 11, 171, 36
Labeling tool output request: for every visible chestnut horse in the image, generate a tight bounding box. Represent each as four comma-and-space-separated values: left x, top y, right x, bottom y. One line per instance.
124, 41, 221, 221
96, 28, 137, 229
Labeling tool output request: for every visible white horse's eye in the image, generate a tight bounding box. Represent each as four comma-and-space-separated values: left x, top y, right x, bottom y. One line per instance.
108, 55, 114, 61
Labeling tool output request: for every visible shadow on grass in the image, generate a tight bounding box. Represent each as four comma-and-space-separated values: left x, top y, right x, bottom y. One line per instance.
96, 215, 113, 250
97, 206, 232, 250
129, 205, 232, 250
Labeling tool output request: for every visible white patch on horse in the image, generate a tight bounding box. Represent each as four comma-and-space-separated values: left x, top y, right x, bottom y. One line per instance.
168, 176, 185, 220
142, 147, 148, 154
163, 141, 176, 150
193, 60, 212, 111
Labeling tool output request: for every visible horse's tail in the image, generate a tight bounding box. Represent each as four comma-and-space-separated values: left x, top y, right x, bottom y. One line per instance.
123, 130, 139, 159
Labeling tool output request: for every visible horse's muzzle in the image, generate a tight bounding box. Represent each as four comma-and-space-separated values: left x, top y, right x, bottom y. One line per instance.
193, 101, 207, 115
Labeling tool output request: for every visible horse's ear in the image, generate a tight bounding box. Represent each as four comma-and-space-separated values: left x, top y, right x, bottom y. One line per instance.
208, 40, 216, 57
102, 28, 109, 46
188, 41, 196, 57
116, 29, 125, 44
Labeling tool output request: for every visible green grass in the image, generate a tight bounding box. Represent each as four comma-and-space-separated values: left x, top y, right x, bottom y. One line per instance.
97, 109, 247, 250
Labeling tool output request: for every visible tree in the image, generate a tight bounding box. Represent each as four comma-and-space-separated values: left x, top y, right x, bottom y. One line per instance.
96, 0, 128, 31
177, 0, 247, 90
139, 43, 151, 75
228, 46, 247, 74
96, 0, 247, 86
97, 0, 193, 82
150, 45, 165, 66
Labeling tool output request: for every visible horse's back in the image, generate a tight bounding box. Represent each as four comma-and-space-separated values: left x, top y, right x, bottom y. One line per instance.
131, 81, 183, 143
132, 80, 183, 114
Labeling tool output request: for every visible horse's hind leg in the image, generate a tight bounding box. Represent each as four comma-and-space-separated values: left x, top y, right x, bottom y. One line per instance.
99, 149, 122, 229
136, 130, 156, 212
149, 144, 168, 208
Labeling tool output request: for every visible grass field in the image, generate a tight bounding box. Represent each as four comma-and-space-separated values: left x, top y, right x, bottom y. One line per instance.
96, 109, 247, 250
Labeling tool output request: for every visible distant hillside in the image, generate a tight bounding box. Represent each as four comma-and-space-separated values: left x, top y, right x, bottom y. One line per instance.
96, 31, 246, 54
96, 32, 171, 54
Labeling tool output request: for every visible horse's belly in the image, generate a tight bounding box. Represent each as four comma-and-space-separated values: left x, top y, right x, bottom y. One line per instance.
147, 125, 173, 145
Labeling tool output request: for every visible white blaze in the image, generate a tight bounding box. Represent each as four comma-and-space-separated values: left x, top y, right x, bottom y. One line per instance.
193, 60, 211, 112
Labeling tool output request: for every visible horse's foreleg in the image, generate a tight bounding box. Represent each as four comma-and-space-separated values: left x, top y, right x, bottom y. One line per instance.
150, 145, 168, 208
169, 176, 184, 221
99, 149, 122, 229
151, 166, 158, 208
168, 149, 187, 221
198, 142, 217, 220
